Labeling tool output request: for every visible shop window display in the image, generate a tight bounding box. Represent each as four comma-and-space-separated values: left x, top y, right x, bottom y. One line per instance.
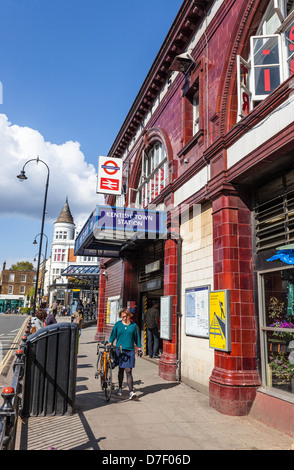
261, 269, 294, 395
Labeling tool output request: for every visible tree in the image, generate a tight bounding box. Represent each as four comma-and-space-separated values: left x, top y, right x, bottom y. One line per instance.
10, 261, 35, 271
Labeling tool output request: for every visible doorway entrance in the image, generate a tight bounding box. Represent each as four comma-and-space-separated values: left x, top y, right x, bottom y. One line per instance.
139, 290, 163, 357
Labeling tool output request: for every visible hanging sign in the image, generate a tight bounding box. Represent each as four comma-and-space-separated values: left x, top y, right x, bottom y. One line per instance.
237, 55, 251, 118
209, 290, 231, 352
97, 156, 122, 195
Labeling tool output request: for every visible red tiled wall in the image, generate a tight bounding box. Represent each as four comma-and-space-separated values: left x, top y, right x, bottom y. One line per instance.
159, 238, 178, 381
209, 194, 260, 415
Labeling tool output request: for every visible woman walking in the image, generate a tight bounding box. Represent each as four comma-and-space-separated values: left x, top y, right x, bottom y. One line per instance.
108, 307, 142, 400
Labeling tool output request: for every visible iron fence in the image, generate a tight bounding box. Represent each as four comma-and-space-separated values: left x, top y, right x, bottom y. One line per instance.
0, 321, 29, 450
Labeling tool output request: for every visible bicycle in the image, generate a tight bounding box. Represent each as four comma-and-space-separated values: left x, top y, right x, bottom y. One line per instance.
95, 342, 122, 402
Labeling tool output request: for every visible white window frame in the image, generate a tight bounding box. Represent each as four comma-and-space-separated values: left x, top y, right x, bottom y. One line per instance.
8, 285, 13, 294
53, 248, 66, 262
20, 285, 25, 294
250, 34, 284, 101
193, 91, 200, 135
237, 0, 294, 118
9, 274, 15, 282
21, 274, 26, 282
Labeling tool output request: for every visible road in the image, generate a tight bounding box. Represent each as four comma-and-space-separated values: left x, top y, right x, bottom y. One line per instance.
0, 314, 28, 369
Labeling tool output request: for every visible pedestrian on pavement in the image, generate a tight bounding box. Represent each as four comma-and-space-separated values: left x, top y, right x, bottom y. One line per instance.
46, 310, 57, 325
52, 300, 58, 317
144, 301, 160, 358
71, 307, 84, 353
34, 308, 47, 330
71, 307, 84, 335
108, 307, 142, 400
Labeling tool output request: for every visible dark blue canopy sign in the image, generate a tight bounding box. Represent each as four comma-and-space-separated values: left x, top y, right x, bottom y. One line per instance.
74, 205, 167, 258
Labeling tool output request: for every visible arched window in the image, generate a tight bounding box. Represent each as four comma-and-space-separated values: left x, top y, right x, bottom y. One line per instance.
136, 141, 168, 208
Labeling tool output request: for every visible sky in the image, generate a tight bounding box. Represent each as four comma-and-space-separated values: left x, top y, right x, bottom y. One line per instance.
0, 0, 183, 270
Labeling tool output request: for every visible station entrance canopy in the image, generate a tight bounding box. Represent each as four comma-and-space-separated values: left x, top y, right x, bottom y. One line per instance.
61, 265, 101, 279
74, 205, 167, 258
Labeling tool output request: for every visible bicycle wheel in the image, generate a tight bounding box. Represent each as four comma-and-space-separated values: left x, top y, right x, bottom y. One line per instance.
104, 360, 112, 402
100, 359, 105, 391
96, 352, 103, 384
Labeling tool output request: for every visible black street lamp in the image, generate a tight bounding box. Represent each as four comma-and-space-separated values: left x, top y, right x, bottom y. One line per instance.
33, 233, 48, 304
17, 156, 50, 314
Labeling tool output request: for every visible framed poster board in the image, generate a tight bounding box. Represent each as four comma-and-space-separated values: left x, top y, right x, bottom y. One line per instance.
160, 296, 173, 340
107, 296, 121, 324
209, 290, 231, 352
185, 285, 210, 338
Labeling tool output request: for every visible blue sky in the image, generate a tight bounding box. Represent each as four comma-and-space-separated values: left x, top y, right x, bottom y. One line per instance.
0, 0, 183, 270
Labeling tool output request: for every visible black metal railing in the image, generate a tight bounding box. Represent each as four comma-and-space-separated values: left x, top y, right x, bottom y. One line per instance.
83, 306, 97, 322
0, 319, 30, 450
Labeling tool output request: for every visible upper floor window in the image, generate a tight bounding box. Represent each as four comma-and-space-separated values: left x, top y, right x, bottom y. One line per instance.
136, 142, 168, 208
53, 249, 66, 262
21, 274, 26, 282
237, 0, 294, 119
8, 285, 13, 294
55, 231, 67, 240
9, 274, 14, 282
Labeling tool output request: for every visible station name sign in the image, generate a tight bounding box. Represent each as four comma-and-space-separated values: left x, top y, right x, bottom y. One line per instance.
74, 205, 167, 255
96, 206, 166, 235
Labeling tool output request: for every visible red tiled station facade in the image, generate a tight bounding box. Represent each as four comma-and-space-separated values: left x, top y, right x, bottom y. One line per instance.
90, 0, 294, 423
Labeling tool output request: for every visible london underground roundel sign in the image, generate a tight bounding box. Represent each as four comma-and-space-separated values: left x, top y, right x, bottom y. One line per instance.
97, 156, 122, 195
102, 160, 120, 176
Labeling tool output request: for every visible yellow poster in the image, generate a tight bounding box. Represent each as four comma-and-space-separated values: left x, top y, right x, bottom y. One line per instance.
209, 290, 231, 352
106, 300, 110, 324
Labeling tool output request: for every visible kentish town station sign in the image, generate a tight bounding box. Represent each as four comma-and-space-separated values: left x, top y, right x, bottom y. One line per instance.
74, 205, 167, 258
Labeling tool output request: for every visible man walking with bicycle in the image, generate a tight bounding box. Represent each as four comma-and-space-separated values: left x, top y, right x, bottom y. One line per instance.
108, 307, 142, 400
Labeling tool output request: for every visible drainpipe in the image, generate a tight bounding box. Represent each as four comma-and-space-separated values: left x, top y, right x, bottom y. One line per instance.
176, 235, 182, 382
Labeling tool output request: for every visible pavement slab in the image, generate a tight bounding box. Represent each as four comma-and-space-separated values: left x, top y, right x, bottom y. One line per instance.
12, 322, 294, 451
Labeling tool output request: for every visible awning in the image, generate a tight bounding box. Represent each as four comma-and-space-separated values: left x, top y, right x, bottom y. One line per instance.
74, 205, 167, 258
61, 265, 101, 278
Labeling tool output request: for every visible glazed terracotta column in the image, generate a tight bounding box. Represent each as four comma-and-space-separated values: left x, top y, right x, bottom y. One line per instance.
209, 193, 260, 415
94, 266, 107, 342
159, 237, 178, 381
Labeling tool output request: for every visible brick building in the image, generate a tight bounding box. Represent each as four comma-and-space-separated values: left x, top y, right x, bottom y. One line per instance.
75, 0, 294, 435
0, 261, 36, 311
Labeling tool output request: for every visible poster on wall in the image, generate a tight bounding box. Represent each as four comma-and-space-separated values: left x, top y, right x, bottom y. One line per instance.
107, 296, 121, 324
160, 296, 173, 340
185, 286, 210, 338
209, 290, 231, 352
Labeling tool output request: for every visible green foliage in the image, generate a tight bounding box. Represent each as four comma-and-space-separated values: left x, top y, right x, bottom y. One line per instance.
10, 261, 35, 271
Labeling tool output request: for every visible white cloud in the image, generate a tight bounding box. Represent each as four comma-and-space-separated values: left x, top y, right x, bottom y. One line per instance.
0, 113, 104, 226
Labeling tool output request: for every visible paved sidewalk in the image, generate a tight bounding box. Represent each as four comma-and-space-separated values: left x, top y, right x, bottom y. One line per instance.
15, 322, 294, 451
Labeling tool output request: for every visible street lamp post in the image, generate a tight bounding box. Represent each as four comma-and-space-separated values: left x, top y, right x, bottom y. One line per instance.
33, 233, 48, 303
17, 157, 50, 314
